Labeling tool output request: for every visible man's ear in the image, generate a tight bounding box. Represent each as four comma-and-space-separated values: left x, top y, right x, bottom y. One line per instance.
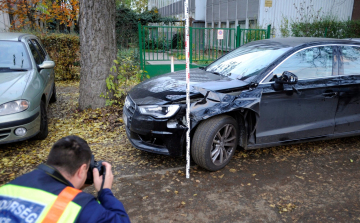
77, 163, 88, 179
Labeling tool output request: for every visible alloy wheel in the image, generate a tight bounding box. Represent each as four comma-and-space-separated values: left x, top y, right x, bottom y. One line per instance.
210, 124, 237, 166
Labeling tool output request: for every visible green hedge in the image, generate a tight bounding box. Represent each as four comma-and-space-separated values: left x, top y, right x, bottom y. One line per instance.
36, 33, 80, 80
288, 19, 360, 39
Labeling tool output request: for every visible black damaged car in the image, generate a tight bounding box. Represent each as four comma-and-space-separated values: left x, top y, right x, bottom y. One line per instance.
123, 37, 360, 171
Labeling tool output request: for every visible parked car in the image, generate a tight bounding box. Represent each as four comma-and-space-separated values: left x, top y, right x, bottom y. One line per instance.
123, 37, 360, 171
0, 33, 56, 145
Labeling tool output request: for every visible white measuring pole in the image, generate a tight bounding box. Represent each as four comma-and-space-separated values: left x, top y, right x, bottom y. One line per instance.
184, 0, 190, 179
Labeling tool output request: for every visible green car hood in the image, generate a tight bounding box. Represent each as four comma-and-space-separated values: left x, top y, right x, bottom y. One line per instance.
0, 71, 31, 105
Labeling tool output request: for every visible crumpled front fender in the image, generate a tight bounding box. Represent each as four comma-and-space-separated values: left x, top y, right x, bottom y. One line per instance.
190, 87, 263, 131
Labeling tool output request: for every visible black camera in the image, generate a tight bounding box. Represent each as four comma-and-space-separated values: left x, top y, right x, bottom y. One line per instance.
85, 155, 105, 184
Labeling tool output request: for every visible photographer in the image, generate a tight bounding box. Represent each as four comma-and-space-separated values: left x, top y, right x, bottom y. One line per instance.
0, 135, 130, 223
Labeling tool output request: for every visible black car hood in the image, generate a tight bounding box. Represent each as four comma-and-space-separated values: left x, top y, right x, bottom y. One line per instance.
129, 68, 250, 105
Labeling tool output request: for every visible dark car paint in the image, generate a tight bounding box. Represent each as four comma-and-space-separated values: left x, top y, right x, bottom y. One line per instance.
129, 69, 250, 104
125, 37, 360, 156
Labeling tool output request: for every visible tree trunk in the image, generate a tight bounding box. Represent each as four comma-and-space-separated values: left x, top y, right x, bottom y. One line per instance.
6, 0, 14, 24
78, 0, 116, 109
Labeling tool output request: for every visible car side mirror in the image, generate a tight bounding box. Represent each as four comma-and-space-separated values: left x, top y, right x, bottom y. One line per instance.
272, 71, 298, 91
38, 60, 55, 70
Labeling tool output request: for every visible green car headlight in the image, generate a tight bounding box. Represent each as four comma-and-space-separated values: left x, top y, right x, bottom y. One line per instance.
138, 105, 180, 118
0, 100, 30, 116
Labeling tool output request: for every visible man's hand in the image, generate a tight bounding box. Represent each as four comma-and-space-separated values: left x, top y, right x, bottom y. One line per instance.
93, 162, 114, 192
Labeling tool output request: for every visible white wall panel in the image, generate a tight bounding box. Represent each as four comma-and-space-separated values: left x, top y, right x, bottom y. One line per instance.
259, 0, 354, 37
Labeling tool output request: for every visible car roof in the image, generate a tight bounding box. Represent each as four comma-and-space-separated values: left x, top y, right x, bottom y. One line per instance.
0, 32, 36, 41
246, 37, 360, 49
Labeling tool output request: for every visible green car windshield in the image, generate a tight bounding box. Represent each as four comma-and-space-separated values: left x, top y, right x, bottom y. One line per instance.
0, 41, 31, 71
206, 43, 291, 81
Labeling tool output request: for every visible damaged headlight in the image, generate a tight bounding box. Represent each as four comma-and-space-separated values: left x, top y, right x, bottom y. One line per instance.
138, 105, 180, 118
0, 100, 29, 116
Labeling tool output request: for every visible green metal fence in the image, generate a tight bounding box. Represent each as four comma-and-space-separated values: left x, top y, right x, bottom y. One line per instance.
138, 23, 271, 72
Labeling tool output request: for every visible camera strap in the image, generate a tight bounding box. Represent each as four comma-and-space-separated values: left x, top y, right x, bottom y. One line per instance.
97, 169, 106, 200
37, 163, 72, 187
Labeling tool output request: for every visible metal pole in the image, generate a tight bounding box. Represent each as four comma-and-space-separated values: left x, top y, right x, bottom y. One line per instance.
185, 0, 191, 179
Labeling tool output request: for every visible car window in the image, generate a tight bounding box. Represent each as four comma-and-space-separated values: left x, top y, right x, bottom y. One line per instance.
206, 43, 291, 81
31, 39, 47, 59
0, 41, 32, 70
28, 40, 44, 65
340, 46, 360, 76
264, 46, 334, 82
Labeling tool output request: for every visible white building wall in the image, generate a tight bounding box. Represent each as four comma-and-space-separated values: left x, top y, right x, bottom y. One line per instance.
0, 11, 10, 32
195, 0, 206, 21
258, 0, 354, 37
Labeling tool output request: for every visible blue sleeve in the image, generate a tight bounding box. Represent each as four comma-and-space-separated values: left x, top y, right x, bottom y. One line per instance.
76, 189, 131, 223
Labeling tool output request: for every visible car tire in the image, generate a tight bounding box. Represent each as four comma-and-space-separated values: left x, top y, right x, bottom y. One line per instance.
191, 115, 239, 171
34, 100, 48, 140
49, 83, 57, 103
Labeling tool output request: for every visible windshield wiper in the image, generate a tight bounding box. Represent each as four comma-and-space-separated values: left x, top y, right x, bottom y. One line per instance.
210, 71, 221, 75
0, 67, 28, 72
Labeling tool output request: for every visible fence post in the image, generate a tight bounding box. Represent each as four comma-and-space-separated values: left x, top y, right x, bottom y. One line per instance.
324, 27, 327, 37
266, 24, 271, 39
236, 25, 240, 48
189, 27, 193, 64
138, 22, 143, 70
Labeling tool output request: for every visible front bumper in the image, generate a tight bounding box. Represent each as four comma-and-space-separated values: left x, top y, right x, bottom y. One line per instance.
0, 107, 41, 145
123, 101, 187, 156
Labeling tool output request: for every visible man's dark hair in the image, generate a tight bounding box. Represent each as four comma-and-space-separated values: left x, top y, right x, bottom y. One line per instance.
46, 135, 92, 176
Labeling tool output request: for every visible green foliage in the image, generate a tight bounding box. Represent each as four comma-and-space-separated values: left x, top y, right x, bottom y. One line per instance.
115, 4, 178, 48
280, 16, 290, 38
36, 32, 80, 80
171, 31, 185, 49
144, 38, 171, 51
100, 49, 150, 106
280, 0, 360, 39
244, 30, 267, 43
285, 16, 360, 39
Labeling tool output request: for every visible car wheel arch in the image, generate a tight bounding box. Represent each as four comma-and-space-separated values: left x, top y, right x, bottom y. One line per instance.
189, 109, 257, 151
41, 94, 47, 108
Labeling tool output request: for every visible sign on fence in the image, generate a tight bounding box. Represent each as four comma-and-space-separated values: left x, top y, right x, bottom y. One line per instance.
217, 30, 224, 40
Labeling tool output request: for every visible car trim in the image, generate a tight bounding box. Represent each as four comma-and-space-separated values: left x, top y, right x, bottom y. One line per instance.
17, 34, 28, 42
0, 130, 40, 145
259, 44, 360, 84
0, 112, 39, 129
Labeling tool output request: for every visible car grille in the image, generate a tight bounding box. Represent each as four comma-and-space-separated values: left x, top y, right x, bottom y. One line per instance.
0, 129, 11, 140
124, 95, 136, 121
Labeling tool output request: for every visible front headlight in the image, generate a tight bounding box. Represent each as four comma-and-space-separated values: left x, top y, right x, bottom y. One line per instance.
138, 105, 180, 118
0, 100, 30, 116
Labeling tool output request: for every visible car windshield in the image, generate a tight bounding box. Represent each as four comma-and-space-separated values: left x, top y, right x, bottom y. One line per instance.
206, 43, 291, 81
0, 41, 31, 71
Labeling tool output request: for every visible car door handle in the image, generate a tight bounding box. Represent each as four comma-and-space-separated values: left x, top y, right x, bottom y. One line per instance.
322, 92, 338, 98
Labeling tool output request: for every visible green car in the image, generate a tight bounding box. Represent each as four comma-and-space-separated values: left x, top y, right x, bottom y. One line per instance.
0, 33, 56, 145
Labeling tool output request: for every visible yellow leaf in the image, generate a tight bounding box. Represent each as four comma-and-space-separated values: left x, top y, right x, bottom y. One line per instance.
229, 169, 236, 173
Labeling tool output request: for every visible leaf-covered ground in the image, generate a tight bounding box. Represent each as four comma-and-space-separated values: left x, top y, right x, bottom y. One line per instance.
2, 81, 360, 222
